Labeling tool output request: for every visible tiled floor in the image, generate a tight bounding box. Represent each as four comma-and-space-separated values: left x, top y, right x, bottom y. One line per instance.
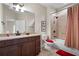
38, 46, 59, 56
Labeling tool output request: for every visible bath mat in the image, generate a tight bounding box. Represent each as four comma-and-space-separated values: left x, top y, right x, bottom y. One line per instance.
56, 50, 75, 56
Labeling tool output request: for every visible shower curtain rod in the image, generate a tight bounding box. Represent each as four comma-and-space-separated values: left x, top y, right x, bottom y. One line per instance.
50, 4, 77, 15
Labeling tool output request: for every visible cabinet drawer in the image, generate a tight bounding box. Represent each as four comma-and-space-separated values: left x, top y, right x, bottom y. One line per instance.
5, 39, 18, 46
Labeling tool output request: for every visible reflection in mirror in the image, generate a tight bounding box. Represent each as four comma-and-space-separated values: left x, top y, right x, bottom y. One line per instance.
15, 11, 35, 34
0, 4, 35, 36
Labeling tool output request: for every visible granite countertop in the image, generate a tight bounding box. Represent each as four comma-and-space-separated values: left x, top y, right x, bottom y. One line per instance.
0, 34, 40, 41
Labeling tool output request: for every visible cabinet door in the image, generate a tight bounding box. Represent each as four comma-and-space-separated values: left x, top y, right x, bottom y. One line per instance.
22, 40, 36, 56
0, 48, 6, 56
5, 44, 21, 56
21, 42, 28, 56
35, 37, 40, 55
28, 40, 36, 56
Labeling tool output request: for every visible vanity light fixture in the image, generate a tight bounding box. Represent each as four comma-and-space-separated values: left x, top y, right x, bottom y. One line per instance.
12, 3, 26, 12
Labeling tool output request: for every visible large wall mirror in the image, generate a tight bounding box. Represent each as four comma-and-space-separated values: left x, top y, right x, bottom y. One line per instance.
0, 4, 35, 35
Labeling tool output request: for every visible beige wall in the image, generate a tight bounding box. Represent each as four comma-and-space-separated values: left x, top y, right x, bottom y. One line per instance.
24, 3, 47, 34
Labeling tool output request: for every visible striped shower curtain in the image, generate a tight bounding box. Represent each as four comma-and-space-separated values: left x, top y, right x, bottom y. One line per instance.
65, 4, 79, 50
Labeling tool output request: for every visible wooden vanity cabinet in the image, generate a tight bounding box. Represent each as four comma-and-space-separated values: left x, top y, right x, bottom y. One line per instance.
0, 35, 40, 56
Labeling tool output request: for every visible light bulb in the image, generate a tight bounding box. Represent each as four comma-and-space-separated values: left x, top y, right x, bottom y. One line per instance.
21, 7, 25, 12
16, 8, 19, 11
13, 4, 26, 12
15, 5, 20, 11
21, 9, 24, 12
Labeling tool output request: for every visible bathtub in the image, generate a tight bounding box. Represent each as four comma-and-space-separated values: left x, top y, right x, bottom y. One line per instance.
54, 39, 79, 56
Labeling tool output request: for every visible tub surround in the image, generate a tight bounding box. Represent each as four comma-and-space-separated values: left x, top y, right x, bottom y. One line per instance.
0, 34, 40, 56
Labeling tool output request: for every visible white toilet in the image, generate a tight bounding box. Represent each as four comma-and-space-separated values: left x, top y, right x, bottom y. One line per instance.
41, 33, 55, 50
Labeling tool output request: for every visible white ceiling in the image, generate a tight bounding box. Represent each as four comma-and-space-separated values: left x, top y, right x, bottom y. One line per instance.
40, 3, 75, 10
5, 3, 76, 12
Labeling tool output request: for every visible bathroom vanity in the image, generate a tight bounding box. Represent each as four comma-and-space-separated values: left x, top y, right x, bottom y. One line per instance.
0, 34, 40, 56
